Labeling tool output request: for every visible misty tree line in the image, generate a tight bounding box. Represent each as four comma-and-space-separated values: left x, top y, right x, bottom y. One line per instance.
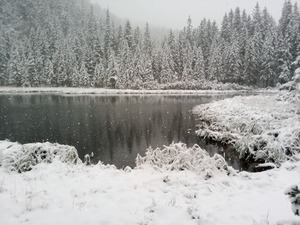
0, 0, 299, 88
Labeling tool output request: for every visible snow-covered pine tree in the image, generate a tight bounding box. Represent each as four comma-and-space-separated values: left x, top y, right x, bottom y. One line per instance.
193, 47, 205, 81
277, 37, 293, 83
43, 58, 55, 86
131, 45, 144, 88
79, 60, 90, 87
182, 48, 194, 82
103, 9, 112, 68
143, 23, 153, 57
160, 48, 176, 84
133, 26, 142, 52
236, 13, 249, 85
0, 30, 11, 85
8, 44, 23, 86
233, 7, 242, 34
243, 40, 256, 86
113, 25, 123, 56
176, 32, 185, 81
207, 38, 224, 82
94, 61, 105, 87
26, 50, 38, 87
224, 38, 240, 83
185, 16, 194, 48
260, 8, 277, 87
221, 13, 231, 43
277, 0, 296, 83
106, 49, 119, 88
151, 49, 163, 83
118, 39, 133, 88
124, 20, 133, 50
294, 3, 300, 57
250, 3, 265, 86
166, 30, 179, 82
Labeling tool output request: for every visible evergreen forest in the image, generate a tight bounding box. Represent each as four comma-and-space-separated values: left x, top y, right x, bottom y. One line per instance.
0, 0, 299, 89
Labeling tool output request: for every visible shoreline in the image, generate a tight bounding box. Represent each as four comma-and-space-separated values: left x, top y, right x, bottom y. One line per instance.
193, 90, 300, 165
0, 91, 300, 225
0, 86, 277, 96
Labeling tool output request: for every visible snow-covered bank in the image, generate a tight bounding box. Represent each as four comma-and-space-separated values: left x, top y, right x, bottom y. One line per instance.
193, 90, 300, 166
0, 86, 261, 95
0, 141, 300, 225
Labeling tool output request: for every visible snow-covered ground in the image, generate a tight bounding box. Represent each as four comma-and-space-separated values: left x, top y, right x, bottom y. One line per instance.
193, 90, 300, 165
0, 141, 300, 225
0, 86, 299, 224
0, 86, 259, 95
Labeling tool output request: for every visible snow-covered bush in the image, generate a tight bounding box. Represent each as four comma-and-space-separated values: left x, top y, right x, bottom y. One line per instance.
0, 141, 81, 172
136, 142, 235, 177
285, 185, 300, 216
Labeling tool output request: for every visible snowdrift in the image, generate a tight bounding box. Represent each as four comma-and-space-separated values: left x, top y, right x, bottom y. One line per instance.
0, 141, 80, 172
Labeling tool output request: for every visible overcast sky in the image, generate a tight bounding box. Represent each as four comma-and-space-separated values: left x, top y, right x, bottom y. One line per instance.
91, 0, 290, 29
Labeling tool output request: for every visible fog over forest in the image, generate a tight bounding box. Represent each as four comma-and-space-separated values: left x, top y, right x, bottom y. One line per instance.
0, 0, 299, 89
91, 0, 287, 29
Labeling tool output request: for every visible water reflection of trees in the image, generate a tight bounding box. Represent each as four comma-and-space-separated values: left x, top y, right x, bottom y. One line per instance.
0, 94, 240, 168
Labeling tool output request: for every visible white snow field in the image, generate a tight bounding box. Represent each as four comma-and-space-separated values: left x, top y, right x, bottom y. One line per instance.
193, 89, 300, 165
0, 141, 300, 225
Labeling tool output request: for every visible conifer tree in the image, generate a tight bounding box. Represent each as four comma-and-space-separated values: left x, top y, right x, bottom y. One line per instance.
124, 20, 133, 50
1, 0, 300, 89
160, 48, 175, 84
144, 23, 153, 57
208, 39, 224, 82
104, 9, 111, 67
193, 47, 205, 81
8, 44, 23, 86
221, 13, 231, 42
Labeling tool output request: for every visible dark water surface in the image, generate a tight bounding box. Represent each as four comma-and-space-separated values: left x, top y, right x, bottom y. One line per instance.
0, 94, 241, 169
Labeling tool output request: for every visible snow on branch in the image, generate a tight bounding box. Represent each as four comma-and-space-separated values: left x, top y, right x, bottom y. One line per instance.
136, 142, 235, 178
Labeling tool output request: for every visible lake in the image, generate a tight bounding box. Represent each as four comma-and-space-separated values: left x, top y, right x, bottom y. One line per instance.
0, 94, 241, 169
